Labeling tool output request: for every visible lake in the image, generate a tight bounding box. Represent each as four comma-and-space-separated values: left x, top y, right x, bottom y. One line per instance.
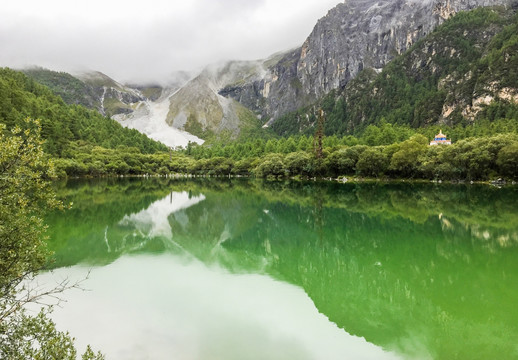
38, 178, 518, 359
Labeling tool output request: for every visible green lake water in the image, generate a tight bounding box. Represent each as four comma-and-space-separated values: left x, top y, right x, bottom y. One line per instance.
39, 178, 518, 359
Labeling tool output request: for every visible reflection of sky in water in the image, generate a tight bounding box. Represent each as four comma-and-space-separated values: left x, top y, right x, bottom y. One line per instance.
36, 192, 398, 359
36, 255, 400, 360
118, 191, 205, 239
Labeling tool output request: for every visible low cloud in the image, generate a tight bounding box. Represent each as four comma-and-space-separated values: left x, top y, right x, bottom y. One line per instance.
0, 0, 340, 83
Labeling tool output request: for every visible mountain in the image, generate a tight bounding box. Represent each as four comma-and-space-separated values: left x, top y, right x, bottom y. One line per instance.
72, 70, 145, 117
194, 0, 517, 134
22, 68, 206, 148
215, 0, 516, 127
22, 68, 145, 117
164, 60, 270, 140
217, 48, 310, 122
0, 67, 167, 156
112, 87, 205, 149
22, 67, 103, 111
294, 0, 517, 103
20, 0, 518, 144
271, 5, 518, 136
22, 63, 269, 143
71, 70, 208, 148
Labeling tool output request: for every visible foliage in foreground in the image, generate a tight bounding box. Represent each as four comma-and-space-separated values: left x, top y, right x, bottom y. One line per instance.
0, 118, 103, 359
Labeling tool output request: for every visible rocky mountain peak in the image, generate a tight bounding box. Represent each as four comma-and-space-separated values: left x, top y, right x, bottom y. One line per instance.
217, 0, 516, 127
296, 0, 515, 102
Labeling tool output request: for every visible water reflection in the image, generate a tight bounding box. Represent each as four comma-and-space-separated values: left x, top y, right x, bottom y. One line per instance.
114, 191, 205, 252
43, 179, 518, 359
39, 256, 397, 360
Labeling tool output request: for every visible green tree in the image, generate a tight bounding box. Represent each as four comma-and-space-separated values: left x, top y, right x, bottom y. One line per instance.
326, 145, 368, 176
253, 153, 286, 178
389, 135, 428, 177
0, 118, 103, 359
497, 142, 518, 179
356, 147, 389, 177
361, 125, 382, 146
285, 151, 313, 176
314, 109, 325, 161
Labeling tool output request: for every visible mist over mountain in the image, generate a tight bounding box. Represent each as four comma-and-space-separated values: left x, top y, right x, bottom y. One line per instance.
19, 0, 518, 145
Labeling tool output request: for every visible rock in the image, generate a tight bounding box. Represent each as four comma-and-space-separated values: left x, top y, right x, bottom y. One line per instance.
491, 178, 506, 185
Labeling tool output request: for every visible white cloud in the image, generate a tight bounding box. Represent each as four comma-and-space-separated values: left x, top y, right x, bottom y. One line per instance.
0, 0, 340, 83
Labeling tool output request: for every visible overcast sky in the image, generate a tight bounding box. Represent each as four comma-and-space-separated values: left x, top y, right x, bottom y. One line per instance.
0, 0, 341, 83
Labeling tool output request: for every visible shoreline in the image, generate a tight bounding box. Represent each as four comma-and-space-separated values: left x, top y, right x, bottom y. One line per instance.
56, 173, 518, 186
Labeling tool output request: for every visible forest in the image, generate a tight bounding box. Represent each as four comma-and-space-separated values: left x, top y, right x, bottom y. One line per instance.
49, 128, 518, 181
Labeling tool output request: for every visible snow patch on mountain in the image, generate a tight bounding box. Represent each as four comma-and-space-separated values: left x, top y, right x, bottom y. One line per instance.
113, 89, 204, 149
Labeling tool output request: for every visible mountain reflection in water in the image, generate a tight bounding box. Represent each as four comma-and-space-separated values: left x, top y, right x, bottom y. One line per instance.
43, 178, 518, 359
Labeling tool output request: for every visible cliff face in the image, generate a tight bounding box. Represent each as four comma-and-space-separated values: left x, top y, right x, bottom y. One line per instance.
298, 0, 438, 100
271, 4, 518, 136
221, 0, 516, 124
291, 0, 515, 116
